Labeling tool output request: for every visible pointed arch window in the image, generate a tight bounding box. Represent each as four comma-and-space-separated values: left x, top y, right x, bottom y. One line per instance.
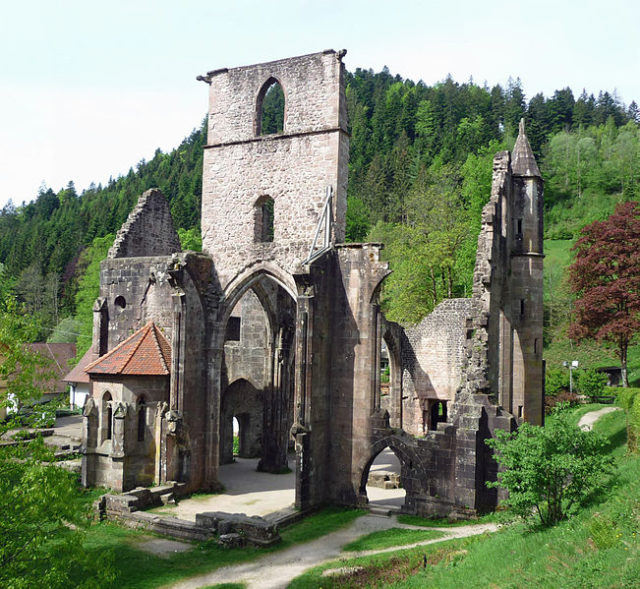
257, 78, 285, 135
254, 196, 274, 243
102, 392, 113, 441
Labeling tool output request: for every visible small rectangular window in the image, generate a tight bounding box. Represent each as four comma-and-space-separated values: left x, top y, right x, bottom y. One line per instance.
225, 317, 241, 342
520, 299, 525, 316
517, 219, 523, 235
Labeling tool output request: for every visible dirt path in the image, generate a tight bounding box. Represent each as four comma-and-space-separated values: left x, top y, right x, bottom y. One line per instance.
166, 515, 498, 589
578, 406, 621, 431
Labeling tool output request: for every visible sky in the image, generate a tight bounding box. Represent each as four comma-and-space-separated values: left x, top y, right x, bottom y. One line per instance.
1, 0, 639, 209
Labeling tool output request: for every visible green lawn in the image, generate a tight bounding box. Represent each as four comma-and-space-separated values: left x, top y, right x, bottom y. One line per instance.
290, 407, 639, 588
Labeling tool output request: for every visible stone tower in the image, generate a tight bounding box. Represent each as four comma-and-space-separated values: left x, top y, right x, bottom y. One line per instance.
199, 50, 349, 289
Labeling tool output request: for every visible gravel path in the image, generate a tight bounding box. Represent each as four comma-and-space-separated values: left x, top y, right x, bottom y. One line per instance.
578, 406, 621, 431
165, 515, 498, 589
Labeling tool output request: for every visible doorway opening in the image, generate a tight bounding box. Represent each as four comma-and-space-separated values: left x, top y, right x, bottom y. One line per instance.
362, 446, 407, 511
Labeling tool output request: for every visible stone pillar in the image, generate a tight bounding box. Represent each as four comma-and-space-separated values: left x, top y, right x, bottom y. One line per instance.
92, 297, 108, 356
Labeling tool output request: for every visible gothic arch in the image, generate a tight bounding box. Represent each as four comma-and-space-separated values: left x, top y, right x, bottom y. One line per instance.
255, 77, 286, 135
357, 435, 418, 497
222, 264, 296, 325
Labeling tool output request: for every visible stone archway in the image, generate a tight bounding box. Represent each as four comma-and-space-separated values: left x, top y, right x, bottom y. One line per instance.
357, 436, 419, 512
219, 379, 263, 464
217, 270, 297, 476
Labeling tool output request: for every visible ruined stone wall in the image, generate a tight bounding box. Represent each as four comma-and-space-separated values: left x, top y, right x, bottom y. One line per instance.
108, 189, 181, 259
99, 257, 177, 351
201, 50, 348, 289
167, 255, 211, 490
401, 298, 478, 436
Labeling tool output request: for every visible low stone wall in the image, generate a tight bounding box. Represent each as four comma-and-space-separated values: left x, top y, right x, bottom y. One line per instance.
99, 484, 282, 547
195, 512, 280, 547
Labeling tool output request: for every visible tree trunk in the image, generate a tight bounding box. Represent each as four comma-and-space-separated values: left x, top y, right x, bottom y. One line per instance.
621, 341, 629, 388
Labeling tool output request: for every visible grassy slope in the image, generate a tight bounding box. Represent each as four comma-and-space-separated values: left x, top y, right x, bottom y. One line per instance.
290, 408, 640, 588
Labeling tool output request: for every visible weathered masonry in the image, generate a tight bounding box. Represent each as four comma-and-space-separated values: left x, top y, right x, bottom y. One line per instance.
82, 50, 544, 517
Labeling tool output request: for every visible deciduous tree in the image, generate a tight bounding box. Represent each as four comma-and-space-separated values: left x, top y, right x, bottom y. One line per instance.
569, 201, 640, 386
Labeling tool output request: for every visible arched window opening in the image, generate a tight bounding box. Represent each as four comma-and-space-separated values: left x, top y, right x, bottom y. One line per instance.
254, 196, 274, 243
114, 296, 126, 310
137, 397, 146, 442
102, 392, 113, 441
232, 416, 240, 455
257, 78, 285, 135
379, 341, 390, 397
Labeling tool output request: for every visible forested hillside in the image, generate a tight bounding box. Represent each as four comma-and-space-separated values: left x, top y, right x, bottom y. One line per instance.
1, 66, 638, 357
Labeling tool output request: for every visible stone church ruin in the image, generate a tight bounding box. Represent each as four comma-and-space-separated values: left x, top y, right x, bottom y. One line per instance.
82, 50, 544, 519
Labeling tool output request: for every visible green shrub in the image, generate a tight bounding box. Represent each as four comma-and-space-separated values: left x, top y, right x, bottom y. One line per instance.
546, 368, 569, 395
615, 387, 640, 453
616, 387, 640, 411
576, 368, 608, 401
487, 410, 613, 526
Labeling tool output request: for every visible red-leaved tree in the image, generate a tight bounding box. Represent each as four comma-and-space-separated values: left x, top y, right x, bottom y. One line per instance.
569, 201, 640, 387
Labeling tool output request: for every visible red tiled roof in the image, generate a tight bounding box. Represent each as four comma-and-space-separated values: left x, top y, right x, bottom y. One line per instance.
86, 323, 171, 376
63, 347, 98, 384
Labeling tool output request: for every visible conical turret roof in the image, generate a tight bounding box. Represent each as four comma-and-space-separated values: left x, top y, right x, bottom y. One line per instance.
511, 118, 541, 178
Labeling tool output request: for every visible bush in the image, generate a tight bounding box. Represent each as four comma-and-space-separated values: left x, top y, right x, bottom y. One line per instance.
576, 369, 608, 401
487, 410, 613, 526
546, 368, 570, 396
615, 387, 640, 453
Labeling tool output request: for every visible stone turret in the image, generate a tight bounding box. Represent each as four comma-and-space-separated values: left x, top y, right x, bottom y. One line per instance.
509, 118, 544, 424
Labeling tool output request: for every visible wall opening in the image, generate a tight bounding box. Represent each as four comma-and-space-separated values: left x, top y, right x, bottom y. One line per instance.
232, 416, 239, 455
254, 196, 274, 243
137, 396, 146, 442
422, 400, 447, 433
379, 339, 390, 402
219, 276, 297, 474
257, 78, 285, 135
215, 273, 298, 513
114, 296, 126, 310
225, 316, 241, 342
362, 446, 407, 511
102, 392, 112, 442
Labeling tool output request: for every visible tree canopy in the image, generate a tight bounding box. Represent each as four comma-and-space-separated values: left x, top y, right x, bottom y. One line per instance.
569, 201, 640, 386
